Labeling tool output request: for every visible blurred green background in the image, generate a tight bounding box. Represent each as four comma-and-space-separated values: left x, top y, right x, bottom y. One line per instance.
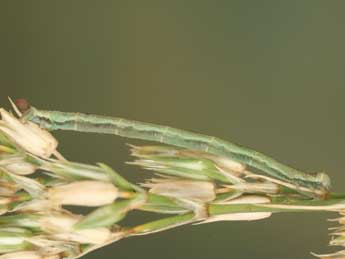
1, 1, 345, 258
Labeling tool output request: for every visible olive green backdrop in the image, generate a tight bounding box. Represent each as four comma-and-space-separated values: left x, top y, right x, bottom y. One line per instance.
1, 1, 345, 259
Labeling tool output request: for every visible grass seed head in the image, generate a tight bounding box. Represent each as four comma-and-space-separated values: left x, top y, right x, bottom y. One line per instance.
0, 109, 57, 158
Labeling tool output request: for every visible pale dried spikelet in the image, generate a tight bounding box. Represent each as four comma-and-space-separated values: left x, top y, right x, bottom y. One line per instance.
26, 236, 79, 256
2, 161, 37, 176
52, 227, 111, 244
144, 179, 216, 202
7, 172, 45, 197
38, 212, 112, 244
48, 181, 118, 206
13, 199, 58, 212
0, 109, 57, 158
38, 213, 82, 233
0, 155, 37, 175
